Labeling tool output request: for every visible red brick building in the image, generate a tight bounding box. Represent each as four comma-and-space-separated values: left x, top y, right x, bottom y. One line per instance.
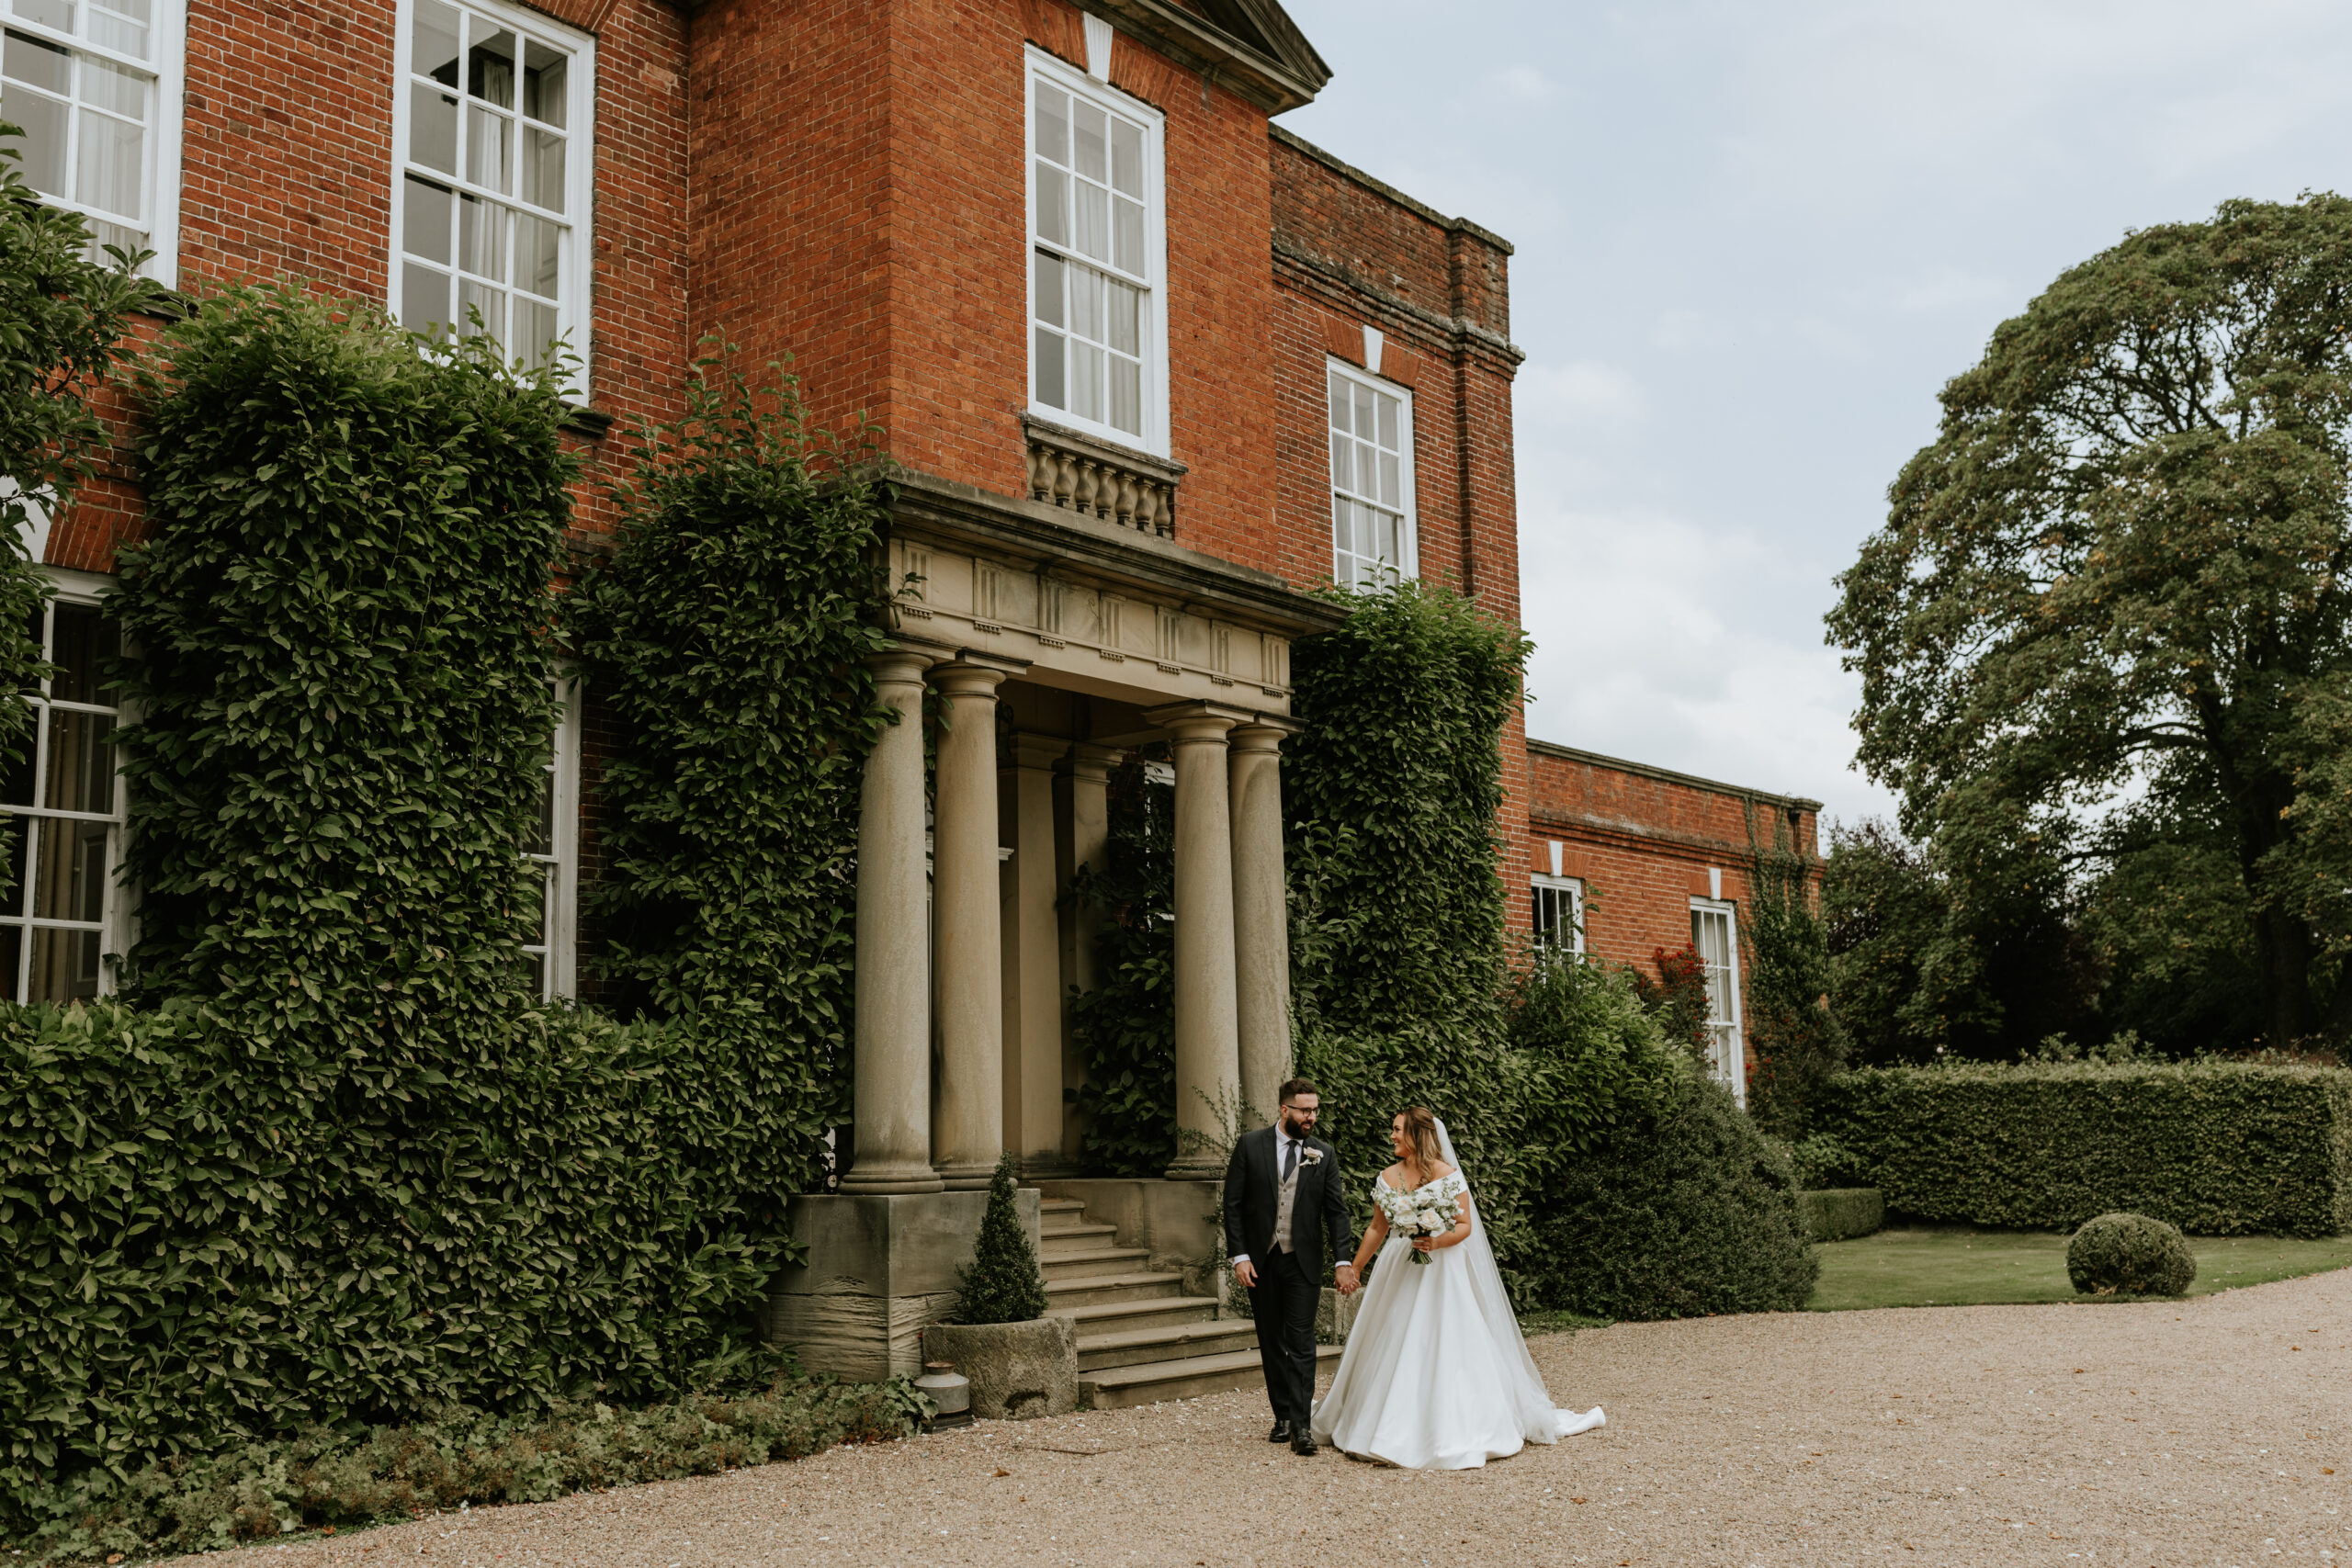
8, 0, 1818, 1377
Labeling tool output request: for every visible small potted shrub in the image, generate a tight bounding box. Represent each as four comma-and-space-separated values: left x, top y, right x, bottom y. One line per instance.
920, 1154, 1077, 1419
2066, 1213, 2197, 1298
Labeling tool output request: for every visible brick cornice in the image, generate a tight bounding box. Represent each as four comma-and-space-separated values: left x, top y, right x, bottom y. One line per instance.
1272, 240, 1524, 368
1528, 738, 1825, 814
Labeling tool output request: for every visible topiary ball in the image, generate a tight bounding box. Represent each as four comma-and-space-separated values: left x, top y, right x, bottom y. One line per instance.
2066, 1213, 2196, 1298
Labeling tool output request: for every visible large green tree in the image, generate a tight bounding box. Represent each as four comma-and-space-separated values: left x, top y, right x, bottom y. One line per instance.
1829, 194, 2352, 1051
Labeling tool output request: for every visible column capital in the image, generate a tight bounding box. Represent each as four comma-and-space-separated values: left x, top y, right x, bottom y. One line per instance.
1008, 732, 1067, 773
1142, 699, 1254, 742
865, 636, 956, 683
932, 660, 1014, 698
1063, 741, 1124, 784
1228, 716, 1302, 756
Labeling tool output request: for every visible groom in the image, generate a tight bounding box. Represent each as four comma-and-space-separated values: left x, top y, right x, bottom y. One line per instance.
1223, 1077, 1355, 1456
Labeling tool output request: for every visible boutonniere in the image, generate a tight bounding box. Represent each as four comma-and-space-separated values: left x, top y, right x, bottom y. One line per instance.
1299, 1145, 1324, 1167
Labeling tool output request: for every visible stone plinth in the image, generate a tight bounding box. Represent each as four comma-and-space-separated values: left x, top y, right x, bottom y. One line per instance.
922, 1317, 1079, 1420
765, 1190, 1043, 1382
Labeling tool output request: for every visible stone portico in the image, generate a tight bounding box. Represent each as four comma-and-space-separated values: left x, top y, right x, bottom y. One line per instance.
768, 463, 1340, 1381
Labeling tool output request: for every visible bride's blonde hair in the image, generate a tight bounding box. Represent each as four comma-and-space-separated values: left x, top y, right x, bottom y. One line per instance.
1396, 1106, 1444, 1173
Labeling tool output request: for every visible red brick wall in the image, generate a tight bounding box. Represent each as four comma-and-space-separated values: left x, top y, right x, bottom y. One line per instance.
1524, 741, 1821, 987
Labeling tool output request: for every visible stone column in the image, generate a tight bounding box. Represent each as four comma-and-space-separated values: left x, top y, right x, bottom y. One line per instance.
839, 641, 949, 1195
932, 660, 1012, 1190
1055, 741, 1119, 1165
1003, 734, 1076, 1178
1147, 702, 1244, 1180
1229, 721, 1297, 1132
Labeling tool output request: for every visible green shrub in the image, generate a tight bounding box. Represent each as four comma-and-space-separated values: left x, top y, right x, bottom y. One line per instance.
6, 1373, 929, 1566
2066, 1213, 2196, 1297
565, 351, 893, 1197
1521, 1069, 1819, 1319
952, 1155, 1046, 1325
1787, 1132, 1866, 1190
1066, 758, 1176, 1177
1797, 1188, 1884, 1242
1814, 1061, 2352, 1236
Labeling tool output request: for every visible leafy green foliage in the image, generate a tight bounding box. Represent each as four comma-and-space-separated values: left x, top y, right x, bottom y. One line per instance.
1827, 194, 2352, 1050
0, 123, 169, 898
1520, 1070, 1819, 1320
565, 351, 894, 1197
1785, 1131, 1865, 1190
1066, 758, 1176, 1177
1741, 810, 1848, 1134
1629, 945, 1711, 1060
951, 1155, 1046, 1325
8, 1374, 929, 1566
1814, 1061, 2352, 1235
115, 283, 570, 1017
2066, 1213, 2197, 1297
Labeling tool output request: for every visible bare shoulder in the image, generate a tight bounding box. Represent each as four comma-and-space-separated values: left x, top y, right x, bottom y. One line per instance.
1432, 1161, 1459, 1180
1378, 1161, 1408, 1186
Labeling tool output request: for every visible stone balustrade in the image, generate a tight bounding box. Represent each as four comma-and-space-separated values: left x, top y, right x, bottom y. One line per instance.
1023, 415, 1184, 539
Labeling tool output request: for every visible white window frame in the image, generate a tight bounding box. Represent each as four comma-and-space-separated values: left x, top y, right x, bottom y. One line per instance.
523, 673, 580, 999
1690, 897, 1745, 1104
1531, 873, 1582, 959
0, 566, 130, 1000
0, 0, 187, 282
1325, 355, 1418, 588
1023, 45, 1169, 457
386, 0, 594, 398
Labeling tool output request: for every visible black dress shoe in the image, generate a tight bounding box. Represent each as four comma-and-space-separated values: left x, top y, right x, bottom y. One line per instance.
1291, 1432, 1318, 1456
1268, 1420, 1293, 1443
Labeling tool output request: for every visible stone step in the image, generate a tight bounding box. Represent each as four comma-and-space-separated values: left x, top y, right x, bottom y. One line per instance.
1048, 1294, 1222, 1335
1042, 1269, 1186, 1308
1038, 1246, 1153, 1280
1038, 1198, 1086, 1214
1076, 1319, 1261, 1372
1039, 1222, 1120, 1248
1080, 1344, 1344, 1411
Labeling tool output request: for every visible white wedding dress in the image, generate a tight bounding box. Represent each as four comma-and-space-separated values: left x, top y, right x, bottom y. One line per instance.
1310, 1122, 1605, 1470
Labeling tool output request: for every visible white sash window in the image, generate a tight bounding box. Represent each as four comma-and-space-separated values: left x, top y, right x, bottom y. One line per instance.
1690, 898, 1745, 1101
522, 675, 579, 999
0, 0, 184, 276
1532, 874, 1583, 958
1328, 359, 1416, 588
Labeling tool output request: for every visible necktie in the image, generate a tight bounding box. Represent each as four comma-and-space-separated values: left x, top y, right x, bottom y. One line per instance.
1283, 1137, 1297, 1181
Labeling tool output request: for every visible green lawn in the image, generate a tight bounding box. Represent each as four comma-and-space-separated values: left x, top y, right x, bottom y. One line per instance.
1809, 1225, 2352, 1312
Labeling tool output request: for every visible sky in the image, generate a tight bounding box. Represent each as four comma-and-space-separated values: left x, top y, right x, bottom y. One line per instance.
1272, 0, 2352, 829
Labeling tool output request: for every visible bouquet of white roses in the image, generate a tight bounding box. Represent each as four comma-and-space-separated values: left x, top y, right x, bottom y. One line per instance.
1374, 1179, 1458, 1266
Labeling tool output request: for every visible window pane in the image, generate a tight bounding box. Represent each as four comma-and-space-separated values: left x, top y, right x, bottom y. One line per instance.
1328, 370, 1351, 433
410, 85, 458, 174
76, 106, 141, 219
42, 707, 111, 813
521, 39, 565, 126
1074, 180, 1106, 261
515, 209, 558, 298
1373, 508, 1396, 564
1331, 495, 1353, 557
83, 52, 139, 115
1377, 450, 1399, 508
413, 0, 461, 85
458, 192, 505, 280
514, 297, 559, 370
1105, 276, 1137, 355
0, 925, 17, 1001
1113, 195, 1142, 276
31, 815, 104, 920
1071, 341, 1102, 423
15, 0, 71, 32
1069, 264, 1100, 343
1034, 160, 1067, 245
403, 174, 453, 263
49, 603, 113, 705
520, 125, 562, 211
1378, 393, 1398, 449
1110, 118, 1141, 197
1034, 82, 1068, 165
1033, 250, 1063, 328
1033, 325, 1065, 409
0, 716, 31, 807
1072, 100, 1105, 182
524, 948, 545, 997
84, 0, 144, 58
460, 276, 504, 347
28, 927, 101, 1002
468, 24, 514, 107
1, 821, 27, 917
402, 259, 454, 335
0, 82, 68, 196
466, 102, 510, 192
1353, 384, 1375, 441
1109, 356, 1139, 435
4, 29, 71, 93
1329, 431, 1348, 491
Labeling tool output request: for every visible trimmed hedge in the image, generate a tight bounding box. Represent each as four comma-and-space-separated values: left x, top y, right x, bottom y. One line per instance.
1814, 1062, 2352, 1236
1798, 1188, 1884, 1242
2067, 1213, 2195, 1298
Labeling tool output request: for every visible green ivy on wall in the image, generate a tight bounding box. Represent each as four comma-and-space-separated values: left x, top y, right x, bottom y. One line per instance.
1067, 755, 1176, 1176
566, 350, 896, 1199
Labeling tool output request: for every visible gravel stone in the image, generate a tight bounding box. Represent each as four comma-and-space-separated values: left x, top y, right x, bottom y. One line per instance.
164, 1269, 2351, 1566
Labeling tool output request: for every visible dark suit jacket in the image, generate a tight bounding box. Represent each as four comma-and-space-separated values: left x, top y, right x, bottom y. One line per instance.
1222, 1123, 1351, 1282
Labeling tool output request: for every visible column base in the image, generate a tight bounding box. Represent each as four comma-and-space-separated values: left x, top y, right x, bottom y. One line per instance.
837, 1160, 946, 1196
1162, 1152, 1227, 1182
766, 1189, 1042, 1382
1019, 1153, 1086, 1181
934, 1158, 1000, 1191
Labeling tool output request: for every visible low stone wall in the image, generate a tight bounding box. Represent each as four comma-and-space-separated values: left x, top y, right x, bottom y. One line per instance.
1799, 1188, 1885, 1242
922, 1317, 1079, 1419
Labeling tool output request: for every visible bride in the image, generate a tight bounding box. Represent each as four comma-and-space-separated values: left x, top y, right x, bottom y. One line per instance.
1310, 1106, 1606, 1470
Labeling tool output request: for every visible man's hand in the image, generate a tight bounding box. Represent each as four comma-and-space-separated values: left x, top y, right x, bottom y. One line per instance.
1233, 1258, 1258, 1289
1334, 1264, 1359, 1297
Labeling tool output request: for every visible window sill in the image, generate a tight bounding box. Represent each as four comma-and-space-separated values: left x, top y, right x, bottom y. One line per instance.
562, 402, 615, 441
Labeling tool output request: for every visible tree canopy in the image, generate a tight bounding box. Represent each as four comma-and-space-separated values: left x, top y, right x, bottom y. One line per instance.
1828, 193, 2352, 1051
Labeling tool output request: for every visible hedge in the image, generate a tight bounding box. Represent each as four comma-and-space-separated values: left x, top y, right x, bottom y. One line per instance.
1797, 1188, 1884, 1242
1813, 1062, 2352, 1236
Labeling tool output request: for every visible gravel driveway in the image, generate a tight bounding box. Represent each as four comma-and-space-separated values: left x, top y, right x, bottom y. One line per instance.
178, 1269, 2349, 1567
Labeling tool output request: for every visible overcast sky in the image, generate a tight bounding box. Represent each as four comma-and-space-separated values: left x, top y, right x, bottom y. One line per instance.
1273, 0, 2352, 828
